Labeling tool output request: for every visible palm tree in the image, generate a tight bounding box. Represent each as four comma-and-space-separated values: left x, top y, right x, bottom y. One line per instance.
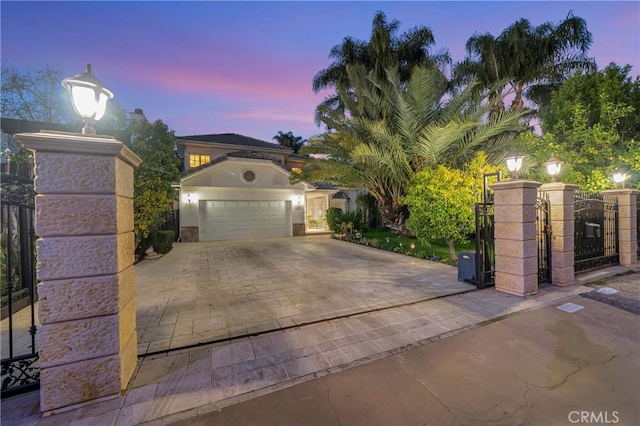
453, 13, 595, 112
312, 11, 450, 125
302, 65, 528, 234
272, 131, 307, 153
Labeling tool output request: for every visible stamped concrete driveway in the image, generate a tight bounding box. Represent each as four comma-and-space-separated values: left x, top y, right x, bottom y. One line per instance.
135, 235, 474, 355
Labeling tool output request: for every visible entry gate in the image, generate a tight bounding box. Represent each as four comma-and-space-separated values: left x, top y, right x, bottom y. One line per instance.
1, 155, 39, 398
474, 175, 552, 288
536, 193, 551, 283
574, 191, 619, 272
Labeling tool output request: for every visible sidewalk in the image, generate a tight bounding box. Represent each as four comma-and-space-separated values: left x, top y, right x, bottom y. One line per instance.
2, 279, 599, 426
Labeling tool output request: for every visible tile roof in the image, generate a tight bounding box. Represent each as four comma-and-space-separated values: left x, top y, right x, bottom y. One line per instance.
176, 133, 291, 151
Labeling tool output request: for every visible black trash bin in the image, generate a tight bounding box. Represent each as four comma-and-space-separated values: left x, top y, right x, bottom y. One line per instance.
457, 251, 476, 282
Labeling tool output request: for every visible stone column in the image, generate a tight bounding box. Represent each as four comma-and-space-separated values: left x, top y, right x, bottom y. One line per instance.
491, 180, 541, 296
602, 189, 639, 267
540, 182, 579, 286
16, 131, 142, 413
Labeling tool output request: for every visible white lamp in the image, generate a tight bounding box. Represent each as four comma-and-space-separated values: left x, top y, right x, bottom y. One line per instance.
505, 151, 524, 179
612, 167, 627, 188
543, 155, 564, 182
62, 64, 114, 135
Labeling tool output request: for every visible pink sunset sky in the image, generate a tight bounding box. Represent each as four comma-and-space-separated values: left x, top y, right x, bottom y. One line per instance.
1, 1, 639, 142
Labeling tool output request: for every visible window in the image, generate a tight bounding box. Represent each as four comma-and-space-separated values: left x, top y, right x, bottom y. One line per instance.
189, 153, 210, 168
242, 169, 256, 182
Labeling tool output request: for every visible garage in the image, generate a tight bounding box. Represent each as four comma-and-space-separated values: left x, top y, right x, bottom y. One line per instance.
199, 200, 292, 241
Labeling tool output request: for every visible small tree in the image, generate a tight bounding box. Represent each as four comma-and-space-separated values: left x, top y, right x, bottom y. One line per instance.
126, 118, 182, 245
404, 165, 476, 262
404, 152, 506, 261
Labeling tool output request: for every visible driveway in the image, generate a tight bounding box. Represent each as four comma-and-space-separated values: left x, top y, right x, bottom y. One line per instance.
135, 235, 474, 355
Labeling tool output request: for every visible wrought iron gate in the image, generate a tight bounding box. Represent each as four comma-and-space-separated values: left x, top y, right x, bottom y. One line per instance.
474, 201, 495, 288
574, 191, 619, 272
536, 193, 551, 283
473, 172, 501, 288
1, 155, 39, 398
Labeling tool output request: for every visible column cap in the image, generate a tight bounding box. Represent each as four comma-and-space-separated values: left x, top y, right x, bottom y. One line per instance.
15, 131, 142, 168
490, 179, 541, 191
602, 188, 640, 196
540, 182, 579, 191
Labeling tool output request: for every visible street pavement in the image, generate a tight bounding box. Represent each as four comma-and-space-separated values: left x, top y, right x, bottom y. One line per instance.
170, 294, 639, 426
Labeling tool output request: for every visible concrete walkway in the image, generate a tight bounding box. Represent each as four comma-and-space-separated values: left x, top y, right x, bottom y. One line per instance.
135, 236, 473, 355
2, 279, 596, 425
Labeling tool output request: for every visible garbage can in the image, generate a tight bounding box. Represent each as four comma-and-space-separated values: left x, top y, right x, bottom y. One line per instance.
457, 251, 476, 282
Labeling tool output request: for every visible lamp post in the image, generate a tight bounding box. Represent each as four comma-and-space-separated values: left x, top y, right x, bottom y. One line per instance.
543, 155, 564, 182
612, 167, 627, 188
505, 151, 524, 179
61, 64, 114, 135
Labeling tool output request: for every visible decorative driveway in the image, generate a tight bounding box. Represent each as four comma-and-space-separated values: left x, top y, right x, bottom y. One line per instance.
135, 235, 474, 355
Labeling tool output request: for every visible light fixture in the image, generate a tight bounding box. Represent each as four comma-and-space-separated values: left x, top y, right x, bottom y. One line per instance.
612, 167, 627, 188
505, 151, 524, 179
543, 155, 564, 182
61, 64, 114, 135
186, 193, 192, 204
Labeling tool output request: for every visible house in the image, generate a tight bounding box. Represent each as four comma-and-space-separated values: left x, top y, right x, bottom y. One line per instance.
176, 133, 362, 242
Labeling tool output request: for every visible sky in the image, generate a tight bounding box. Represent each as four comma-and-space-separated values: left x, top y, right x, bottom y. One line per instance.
1, 1, 639, 142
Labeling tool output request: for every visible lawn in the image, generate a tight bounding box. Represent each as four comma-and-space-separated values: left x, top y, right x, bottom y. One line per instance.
362, 229, 475, 263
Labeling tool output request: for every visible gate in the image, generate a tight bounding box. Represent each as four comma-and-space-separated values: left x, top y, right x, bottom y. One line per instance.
574, 191, 619, 272
474, 201, 495, 288
159, 209, 180, 241
473, 172, 501, 288
536, 193, 551, 283
1, 154, 39, 397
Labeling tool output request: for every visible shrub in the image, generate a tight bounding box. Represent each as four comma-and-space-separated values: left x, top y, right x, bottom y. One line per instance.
138, 230, 175, 256
326, 207, 344, 233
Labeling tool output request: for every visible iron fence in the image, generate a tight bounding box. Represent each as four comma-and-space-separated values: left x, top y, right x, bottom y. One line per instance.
574, 190, 619, 272
1, 154, 39, 397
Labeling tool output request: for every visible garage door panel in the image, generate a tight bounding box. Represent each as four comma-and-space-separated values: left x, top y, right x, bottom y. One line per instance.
200, 200, 292, 241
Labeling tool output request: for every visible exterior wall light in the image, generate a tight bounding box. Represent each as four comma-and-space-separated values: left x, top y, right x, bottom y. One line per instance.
505, 151, 524, 179
186, 193, 192, 204
62, 64, 114, 135
543, 155, 564, 182
612, 167, 627, 188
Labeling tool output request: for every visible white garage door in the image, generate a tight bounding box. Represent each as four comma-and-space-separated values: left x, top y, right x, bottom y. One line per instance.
199, 200, 292, 241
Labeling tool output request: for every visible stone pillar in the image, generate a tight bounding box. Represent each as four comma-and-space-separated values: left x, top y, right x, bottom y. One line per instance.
602, 189, 639, 267
540, 182, 579, 286
491, 180, 541, 296
16, 131, 142, 413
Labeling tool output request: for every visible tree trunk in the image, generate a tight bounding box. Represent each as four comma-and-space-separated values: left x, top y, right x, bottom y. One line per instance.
444, 238, 457, 262
379, 199, 410, 236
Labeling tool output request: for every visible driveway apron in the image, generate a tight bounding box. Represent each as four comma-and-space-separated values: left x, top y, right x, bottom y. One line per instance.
135, 235, 474, 355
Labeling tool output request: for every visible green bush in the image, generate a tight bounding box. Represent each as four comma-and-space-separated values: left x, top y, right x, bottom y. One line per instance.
138, 230, 174, 256
327, 207, 365, 234
326, 207, 344, 233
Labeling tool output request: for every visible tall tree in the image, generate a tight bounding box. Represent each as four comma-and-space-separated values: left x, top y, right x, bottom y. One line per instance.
272, 131, 307, 153
453, 12, 595, 113
522, 63, 639, 190
312, 11, 450, 125
301, 65, 528, 234
1, 65, 75, 123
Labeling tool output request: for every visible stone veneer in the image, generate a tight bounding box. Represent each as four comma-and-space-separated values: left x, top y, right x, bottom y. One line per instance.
603, 189, 639, 267
16, 131, 142, 413
491, 180, 541, 296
